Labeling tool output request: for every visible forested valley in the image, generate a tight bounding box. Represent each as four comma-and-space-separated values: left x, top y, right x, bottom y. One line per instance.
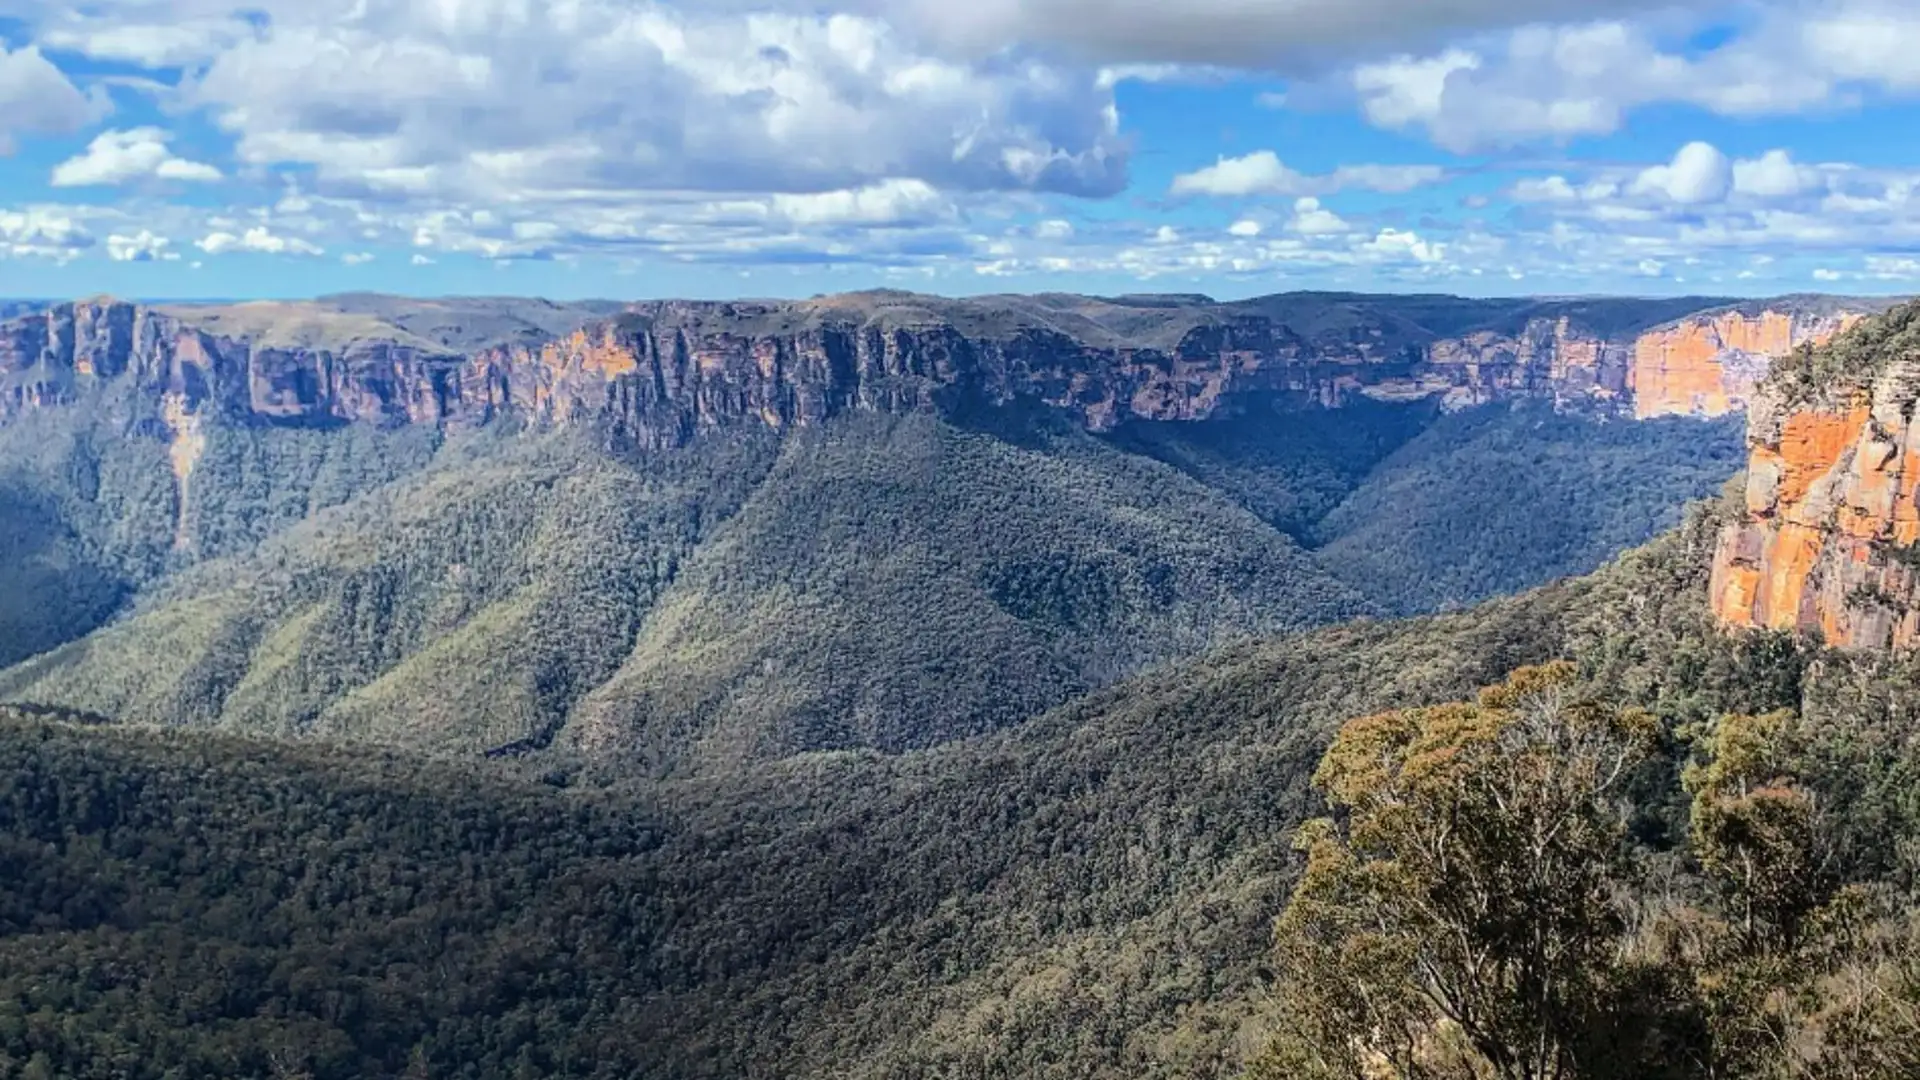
3, 298, 1917, 1079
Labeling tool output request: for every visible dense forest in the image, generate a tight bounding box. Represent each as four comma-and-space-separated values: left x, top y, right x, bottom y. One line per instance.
7, 299, 1916, 1077
8, 486, 1920, 1078
1, 388, 1742, 769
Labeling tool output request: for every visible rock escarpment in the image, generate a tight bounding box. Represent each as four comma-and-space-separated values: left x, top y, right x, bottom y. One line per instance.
1631, 303, 1873, 419
0, 292, 1895, 447
1711, 303, 1920, 649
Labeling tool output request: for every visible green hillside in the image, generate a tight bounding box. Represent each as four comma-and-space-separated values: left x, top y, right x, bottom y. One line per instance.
1312, 405, 1746, 613
0, 391, 1750, 767
7, 495, 1917, 1079
0, 410, 1378, 769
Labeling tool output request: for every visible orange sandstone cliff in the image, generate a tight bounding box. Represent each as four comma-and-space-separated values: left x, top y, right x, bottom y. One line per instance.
1631, 308, 1869, 419
1711, 304, 1920, 649
0, 294, 1897, 448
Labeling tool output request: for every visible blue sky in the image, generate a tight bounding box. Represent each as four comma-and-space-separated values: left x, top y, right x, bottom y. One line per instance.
0, 0, 1916, 301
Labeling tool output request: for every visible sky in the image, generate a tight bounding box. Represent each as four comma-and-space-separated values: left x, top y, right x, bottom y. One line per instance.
0, 0, 1917, 301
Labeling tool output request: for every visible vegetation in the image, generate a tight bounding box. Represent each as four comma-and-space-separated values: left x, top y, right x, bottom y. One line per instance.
1312, 405, 1745, 613
3, 359, 1749, 765
1767, 300, 1920, 406
1252, 667, 1920, 1080
10, 481, 1920, 1078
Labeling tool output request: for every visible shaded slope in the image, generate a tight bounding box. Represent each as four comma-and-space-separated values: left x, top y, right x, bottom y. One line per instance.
1, 501, 1840, 1080
0, 404, 450, 668
0, 428, 779, 751
1313, 404, 1747, 613
2, 409, 1374, 768
566, 408, 1374, 773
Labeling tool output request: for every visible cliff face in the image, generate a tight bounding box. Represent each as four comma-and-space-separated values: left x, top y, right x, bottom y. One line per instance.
0, 294, 1891, 449
1631, 308, 1869, 419
1711, 310, 1920, 650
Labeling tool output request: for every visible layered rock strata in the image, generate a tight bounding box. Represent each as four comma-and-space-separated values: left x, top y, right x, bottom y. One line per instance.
1712, 345, 1920, 649
0, 294, 1891, 447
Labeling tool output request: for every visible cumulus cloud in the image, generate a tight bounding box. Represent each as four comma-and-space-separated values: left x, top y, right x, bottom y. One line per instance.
1631, 142, 1732, 205
0, 206, 94, 259
1288, 197, 1349, 235
196, 225, 323, 256
105, 229, 176, 261
51, 128, 223, 186
882, 0, 1696, 69
1350, 3, 1920, 151
1361, 227, 1446, 264
34, 13, 255, 68
0, 44, 99, 153
145, 1, 1126, 201
770, 179, 953, 228
1732, 149, 1821, 199
1170, 150, 1444, 197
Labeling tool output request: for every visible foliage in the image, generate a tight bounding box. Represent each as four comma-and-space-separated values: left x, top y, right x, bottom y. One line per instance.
1313, 405, 1745, 615
1253, 666, 1920, 1080
1766, 299, 1920, 407
0, 488, 1835, 1080
1260, 664, 1670, 1080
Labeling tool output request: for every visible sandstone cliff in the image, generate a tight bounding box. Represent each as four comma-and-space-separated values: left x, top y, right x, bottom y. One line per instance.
1711, 303, 1920, 649
1630, 302, 1874, 419
0, 292, 1894, 449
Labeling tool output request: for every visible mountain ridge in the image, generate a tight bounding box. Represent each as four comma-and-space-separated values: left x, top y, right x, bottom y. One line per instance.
1, 291, 1900, 447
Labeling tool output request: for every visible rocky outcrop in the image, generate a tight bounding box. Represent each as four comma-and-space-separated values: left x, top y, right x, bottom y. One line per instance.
0, 299, 468, 428
1711, 308, 1920, 650
0, 294, 1899, 449
1631, 308, 1869, 419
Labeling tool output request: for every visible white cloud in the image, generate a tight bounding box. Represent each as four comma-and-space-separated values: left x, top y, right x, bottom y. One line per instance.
156, 2, 1125, 201
35, 14, 254, 68
1227, 218, 1262, 237
1732, 149, 1820, 199
105, 229, 176, 262
411, 253, 436, 266
1813, 267, 1844, 281
1288, 197, 1349, 235
1361, 226, 1445, 264
1170, 150, 1444, 197
1511, 176, 1579, 202
341, 251, 375, 265
770, 179, 952, 227
1349, 4, 1920, 151
1354, 49, 1481, 129
1033, 218, 1075, 240
196, 226, 324, 256
1631, 142, 1732, 205
1866, 256, 1920, 279
0, 206, 93, 258
51, 128, 223, 187
0, 45, 98, 153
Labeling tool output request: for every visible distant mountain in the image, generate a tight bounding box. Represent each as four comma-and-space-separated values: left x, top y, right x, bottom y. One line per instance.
0, 289, 1895, 767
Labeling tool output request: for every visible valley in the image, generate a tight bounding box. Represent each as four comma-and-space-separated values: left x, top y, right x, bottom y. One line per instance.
0, 289, 1807, 765
4, 290, 1920, 1080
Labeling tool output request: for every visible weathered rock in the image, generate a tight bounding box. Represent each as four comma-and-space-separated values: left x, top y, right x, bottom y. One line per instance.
1631, 307, 1868, 419
1712, 346, 1920, 650
0, 293, 1896, 448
